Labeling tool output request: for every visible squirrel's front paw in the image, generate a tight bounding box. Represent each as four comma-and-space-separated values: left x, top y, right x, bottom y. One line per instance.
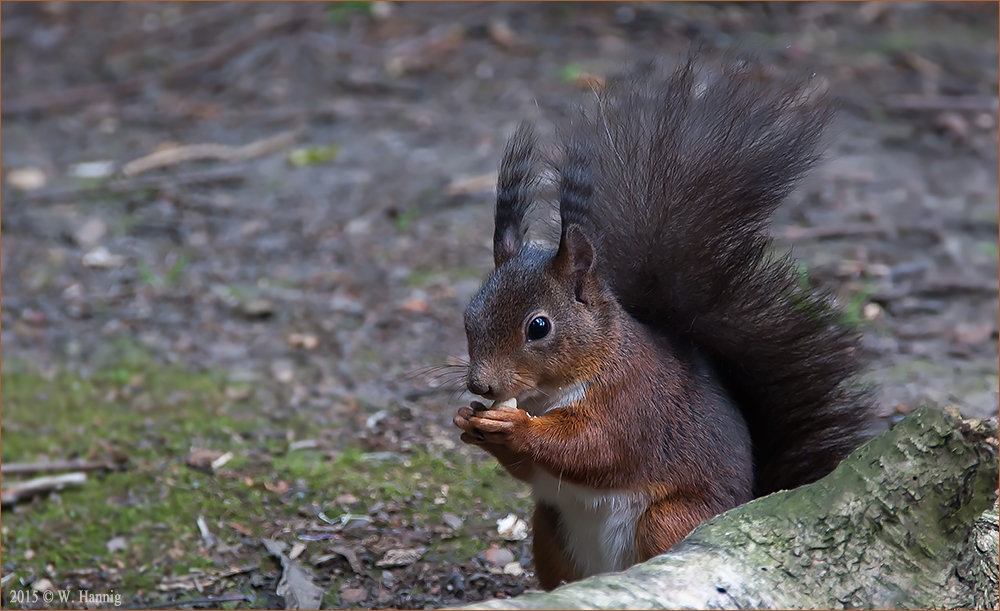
467, 407, 531, 450
453, 406, 487, 446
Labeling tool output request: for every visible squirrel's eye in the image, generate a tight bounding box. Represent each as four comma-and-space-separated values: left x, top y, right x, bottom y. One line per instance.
526, 316, 551, 341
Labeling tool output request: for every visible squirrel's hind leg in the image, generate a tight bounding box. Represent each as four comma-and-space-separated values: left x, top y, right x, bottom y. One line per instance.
634, 498, 717, 562
531, 501, 582, 590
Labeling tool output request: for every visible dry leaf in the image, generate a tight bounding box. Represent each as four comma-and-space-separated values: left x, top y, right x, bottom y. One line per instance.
225, 387, 252, 401
503, 561, 524, 576
106, 536, 127, 553
263, 539, 324, 611
288, 333, 319, 350
572, 71, 606, 90
264, 479, 290, 494
74, 217, 108, 248
186, 448, 224, 470
228, 521, 253, 536
497, 513, 528, 540
955, 323, 993, 346
335, 493, 359, 505
400, 297, 430, 314
488, 19, 519, 49
82, 246, 125, 269
442, 513, 463, 530
376, 547, 424, 568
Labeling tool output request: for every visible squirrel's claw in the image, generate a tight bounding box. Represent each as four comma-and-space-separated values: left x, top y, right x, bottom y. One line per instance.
453, 408, 476, 431
459, 431, 487, 446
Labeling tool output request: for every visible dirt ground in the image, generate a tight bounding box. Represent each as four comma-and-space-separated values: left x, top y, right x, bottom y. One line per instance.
2, 2, 998, 609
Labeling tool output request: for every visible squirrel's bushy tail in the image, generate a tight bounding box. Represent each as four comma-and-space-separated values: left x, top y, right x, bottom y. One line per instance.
570, 57, 874, 495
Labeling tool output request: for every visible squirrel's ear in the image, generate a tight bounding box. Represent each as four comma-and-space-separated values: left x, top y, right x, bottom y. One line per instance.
494, 226, 522, 268
555, 224, 596, 304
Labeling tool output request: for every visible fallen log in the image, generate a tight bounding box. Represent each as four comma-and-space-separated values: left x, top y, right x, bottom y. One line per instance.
460, 407, 999, 610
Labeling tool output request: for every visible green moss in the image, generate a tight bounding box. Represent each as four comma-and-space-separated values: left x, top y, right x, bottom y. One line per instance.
288, 145, 340, 167
327, 1, 372, 23
840, 284, 874, 328
2, 356, 531, 606
560, 62, 585, 82
392, 204, 422, 233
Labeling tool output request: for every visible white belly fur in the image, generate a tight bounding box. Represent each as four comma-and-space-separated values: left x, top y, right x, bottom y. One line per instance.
516, 381, 647, 577
531, 471, 649, 577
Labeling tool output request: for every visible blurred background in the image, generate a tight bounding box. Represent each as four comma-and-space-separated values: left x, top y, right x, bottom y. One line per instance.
2, 2, 997, 609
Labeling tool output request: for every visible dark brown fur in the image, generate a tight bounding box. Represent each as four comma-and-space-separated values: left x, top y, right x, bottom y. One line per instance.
454, 55, 876, 589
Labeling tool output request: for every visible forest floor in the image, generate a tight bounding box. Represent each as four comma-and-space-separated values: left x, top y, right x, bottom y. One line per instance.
2, 3, 997, 609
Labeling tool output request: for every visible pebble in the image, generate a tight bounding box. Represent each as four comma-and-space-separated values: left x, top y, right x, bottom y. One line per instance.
340, 587, 368, 604
7, 167, 46, 191
483, 546, 514, 567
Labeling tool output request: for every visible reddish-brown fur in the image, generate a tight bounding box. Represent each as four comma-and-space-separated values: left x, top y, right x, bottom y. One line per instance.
454, 56, 875, 590
531, 503, 582, 590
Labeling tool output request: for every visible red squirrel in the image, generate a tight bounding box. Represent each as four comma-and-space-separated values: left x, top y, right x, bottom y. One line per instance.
453, 57, 875, 590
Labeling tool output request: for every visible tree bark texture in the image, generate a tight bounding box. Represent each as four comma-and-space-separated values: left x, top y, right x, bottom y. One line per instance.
461, 407, 999, 610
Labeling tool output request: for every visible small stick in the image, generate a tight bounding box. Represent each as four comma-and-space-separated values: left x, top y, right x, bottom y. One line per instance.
2, 460, 115, 475
1, 473, 87, 506
778, 223, 890, 241
196, 516, 216, 548
121, 129, 302, 177
777, 218, 997, 242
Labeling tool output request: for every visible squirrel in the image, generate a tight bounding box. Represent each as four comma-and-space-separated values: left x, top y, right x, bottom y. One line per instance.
453, 56, 875, 591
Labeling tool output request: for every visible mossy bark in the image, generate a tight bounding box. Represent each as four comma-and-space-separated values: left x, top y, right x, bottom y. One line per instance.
460, 408, 999, 610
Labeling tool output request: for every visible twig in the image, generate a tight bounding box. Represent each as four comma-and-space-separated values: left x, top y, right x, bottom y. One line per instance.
777, 217, 997, 241
2, 460, 116, 476
16, 166, 248, 205
778, 223, 891, 241
2, 12, 307, 117
216, 564, 259, 578
196, 516, 216, 548
1, 473, 87, 506
122, 129, 302, 177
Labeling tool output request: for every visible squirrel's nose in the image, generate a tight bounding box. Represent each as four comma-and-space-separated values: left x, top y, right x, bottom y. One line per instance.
468, 379, 493, 398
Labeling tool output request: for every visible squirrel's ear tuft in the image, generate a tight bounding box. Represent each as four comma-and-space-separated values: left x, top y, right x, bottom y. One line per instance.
494, 123, 538, 268
556, 224, 596, 304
